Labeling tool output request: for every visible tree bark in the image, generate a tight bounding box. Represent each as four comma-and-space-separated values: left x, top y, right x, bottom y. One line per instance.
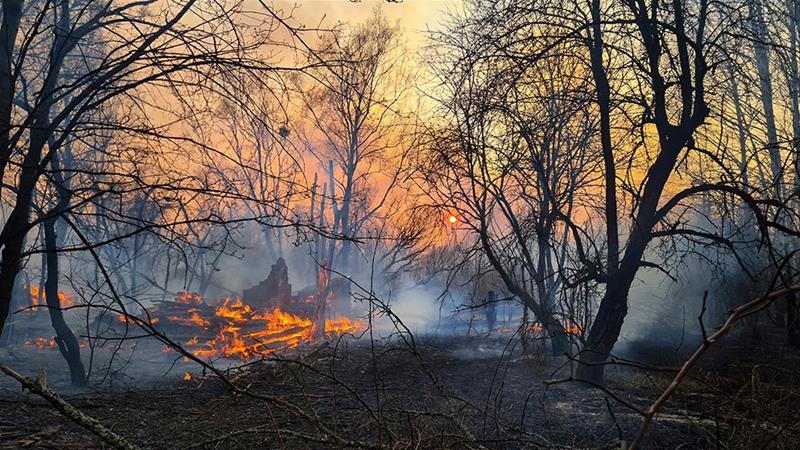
44, 216, 86, 386
0, 0, 23, 184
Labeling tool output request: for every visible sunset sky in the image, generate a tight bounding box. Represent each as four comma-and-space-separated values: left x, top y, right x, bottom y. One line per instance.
273, 0, 451, 47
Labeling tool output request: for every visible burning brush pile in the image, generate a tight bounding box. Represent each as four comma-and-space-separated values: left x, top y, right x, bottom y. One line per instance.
119, 258, 361, 360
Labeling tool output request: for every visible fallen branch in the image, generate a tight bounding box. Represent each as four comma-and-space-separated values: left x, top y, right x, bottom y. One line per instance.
0, 364, 140, 450
629, 283, 800, 450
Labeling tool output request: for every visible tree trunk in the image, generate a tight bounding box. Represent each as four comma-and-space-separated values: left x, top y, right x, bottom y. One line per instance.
575, 281, 631, 382
0, 208, 36, 333
44, 217, 86, 386
787, 292, 800, 347
0, 0, 23, 183
310, 261, 329, 341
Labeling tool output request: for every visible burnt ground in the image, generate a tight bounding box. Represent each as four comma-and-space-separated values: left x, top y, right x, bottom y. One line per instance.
0, 331, 799, 449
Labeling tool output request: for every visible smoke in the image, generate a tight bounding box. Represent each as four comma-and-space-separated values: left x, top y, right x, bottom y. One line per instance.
365, 285, 464, 336
616, 248, 762, 360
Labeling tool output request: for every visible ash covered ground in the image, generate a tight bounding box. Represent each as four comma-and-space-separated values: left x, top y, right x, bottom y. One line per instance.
1, 331, 798, 449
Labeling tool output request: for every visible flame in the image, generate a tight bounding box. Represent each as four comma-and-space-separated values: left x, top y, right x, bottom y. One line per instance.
28, 286, 76, 310
166, 312, 210, 328
118, 314, 159, 326
175, 292, 203, 304
527, 322, 583, 335
215, 297, 253, 321
325, 316, 360, 334
183, 297, 360, 360
184, 372, 192, 381
25, 337, 57, 349
192, 307, 312, 360
43, 292, 362, 361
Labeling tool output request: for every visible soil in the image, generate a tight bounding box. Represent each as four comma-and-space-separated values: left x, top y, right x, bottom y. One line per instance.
0, 331, 798, 449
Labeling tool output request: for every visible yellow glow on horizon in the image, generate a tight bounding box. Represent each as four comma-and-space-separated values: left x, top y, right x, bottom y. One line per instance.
268, 0, 449, 48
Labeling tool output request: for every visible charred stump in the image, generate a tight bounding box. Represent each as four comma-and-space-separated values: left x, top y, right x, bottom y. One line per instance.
309, 262, 329, 341
242, 257, 292, 310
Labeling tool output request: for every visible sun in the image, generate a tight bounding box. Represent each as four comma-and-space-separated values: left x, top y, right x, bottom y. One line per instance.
448, 215, 457, 224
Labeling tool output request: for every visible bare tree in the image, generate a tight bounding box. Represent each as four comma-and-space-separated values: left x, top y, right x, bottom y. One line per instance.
424, 0, 796, 381
298, 9, 412, 276
424, 20, 601, 353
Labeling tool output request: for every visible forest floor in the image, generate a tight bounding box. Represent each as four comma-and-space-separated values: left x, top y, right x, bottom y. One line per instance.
0, 331, 799, 449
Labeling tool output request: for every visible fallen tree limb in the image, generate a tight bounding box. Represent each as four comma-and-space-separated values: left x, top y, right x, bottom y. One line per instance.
0, 364, 140, 450
629, 283, 800, 450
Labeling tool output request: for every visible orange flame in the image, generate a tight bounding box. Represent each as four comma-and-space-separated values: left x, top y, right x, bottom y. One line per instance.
184, 372, 192, 381
215, 297, 253, 321
182, 296, 361, 360
25, 337, 57, 349
28, 286, 76, 310
166, 312, 210, 328
175, 292, 203, 304
527, 323, 583, 335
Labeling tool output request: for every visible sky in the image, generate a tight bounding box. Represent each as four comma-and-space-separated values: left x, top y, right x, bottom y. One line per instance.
272, 0, 451, 48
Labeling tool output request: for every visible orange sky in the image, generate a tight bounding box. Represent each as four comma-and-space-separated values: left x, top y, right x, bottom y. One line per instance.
269, 0, 450, 47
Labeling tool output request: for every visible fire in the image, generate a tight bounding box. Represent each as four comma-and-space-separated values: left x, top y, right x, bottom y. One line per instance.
166, 311, 210, 328
27, 286, 76, 310
119, 314, 159, 325
192, 307, 312, 360
25, 337, 57, 350
175, 292, 203, 304
527, 323, 583, 335
325, 316, 360, 334
215, 297, 253, 321
184, 372, 192, 381
181, 298, 361, 360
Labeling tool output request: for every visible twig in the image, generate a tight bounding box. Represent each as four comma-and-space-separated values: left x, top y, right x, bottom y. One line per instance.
0, 364, 140, 450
